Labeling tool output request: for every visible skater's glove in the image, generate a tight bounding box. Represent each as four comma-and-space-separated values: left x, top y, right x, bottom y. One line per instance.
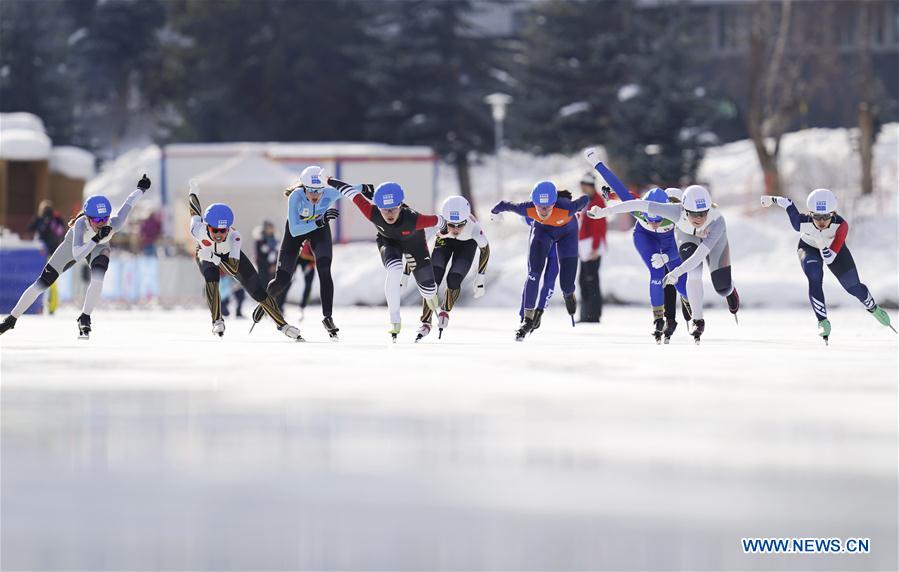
663, 269, 682, 287
473, 273, 486, 298
760, 195, 791, 208
91, 225, 113, 243
137, 173, 151, 191
600, 185, 612, 200
820, 247, 836, 265
651, 253, 669, 269
315, 208, 339, 227
585, 206, 607, 219
583, 147, 600, 166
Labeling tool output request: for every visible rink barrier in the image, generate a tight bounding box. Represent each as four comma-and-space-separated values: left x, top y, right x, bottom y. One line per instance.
0, 244, 46, 314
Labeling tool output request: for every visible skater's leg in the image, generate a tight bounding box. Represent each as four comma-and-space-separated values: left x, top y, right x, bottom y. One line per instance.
267, 222, 303, 299
234, 252, 288, 327
798, 244, 827, 321
380, 242, 404, 324
680, 242, 705, 321
10, 264, 59, 318
661, 233, 689, 299
539, 243, 559, 310
309, 224, 334, 317
633, 229, 665, 318
556, 227, 580, 296
198, 260, 222, 322
578, 257, 601, 321
710, 266, 733, 297
81, 254, 110, 315
443, 241, 475, 311
827, 246, 876, 310
300, 263, 315, 309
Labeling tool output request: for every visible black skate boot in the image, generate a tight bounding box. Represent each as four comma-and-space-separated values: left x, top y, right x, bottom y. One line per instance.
322, 316, 339, 341
652, 318, 665, 344
663, 318, 678, 344
531, 308, 545, 332
77, 313, 91, 340
249, 304, 265, 333
563, 293, 577, 327
691, 319, 705, 345
726, 288, 740, 323
515, 309, 537, 341
0, 315, 17, 335
681, 298, 692, 322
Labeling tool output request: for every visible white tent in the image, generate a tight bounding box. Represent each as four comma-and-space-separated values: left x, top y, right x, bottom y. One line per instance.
175, 152, 296, 245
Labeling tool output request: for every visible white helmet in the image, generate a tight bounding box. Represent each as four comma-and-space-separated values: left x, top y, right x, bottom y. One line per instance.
441, 195, 471, 224
806, 188, 837, 214
299, 165, 327, 189
664, 187, 683, 202
682, 185, 711, 212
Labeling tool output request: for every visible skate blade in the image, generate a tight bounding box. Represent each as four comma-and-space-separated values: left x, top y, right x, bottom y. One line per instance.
733, 314, 739, 324
78, 334, 90, 340
663, 337, 671, 345
248, 322, 258, 334
888, 324, 897, 334
570, 316, 576, 327
822, 336, 829, 346
438, 328, 444, 340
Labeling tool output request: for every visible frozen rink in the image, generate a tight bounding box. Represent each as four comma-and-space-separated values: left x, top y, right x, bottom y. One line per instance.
1, 306, 897, 571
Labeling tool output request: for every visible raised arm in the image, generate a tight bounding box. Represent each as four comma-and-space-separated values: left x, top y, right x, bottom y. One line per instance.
110, 175, 152, 231
590, 198, 682, 221
491, 200, 531, 217
593, 162, 637, 201
329, 177, 374, 220
760, 195, 801, 231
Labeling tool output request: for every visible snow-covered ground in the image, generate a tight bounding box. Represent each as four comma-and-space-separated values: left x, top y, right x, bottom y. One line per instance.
2, 307, 896, 570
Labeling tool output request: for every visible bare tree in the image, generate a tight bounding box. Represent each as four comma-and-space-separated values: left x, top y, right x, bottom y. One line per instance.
857, 0, 877, 196
745, 0, 797, 196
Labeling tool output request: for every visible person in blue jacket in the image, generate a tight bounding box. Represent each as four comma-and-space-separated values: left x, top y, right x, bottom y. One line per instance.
253, 165, 342, 339
492, 181, 589, 340
584, 148, 691, 343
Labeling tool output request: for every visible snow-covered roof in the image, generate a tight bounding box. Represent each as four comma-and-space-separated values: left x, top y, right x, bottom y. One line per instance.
0, 128, 52, 161
166, 141, 435, 160
192, 152, 296, 188
0, 112, 46, 134
49, 146, 95, 180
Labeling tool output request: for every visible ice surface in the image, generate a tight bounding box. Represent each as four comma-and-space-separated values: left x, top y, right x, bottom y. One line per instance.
2, 306, 896, 570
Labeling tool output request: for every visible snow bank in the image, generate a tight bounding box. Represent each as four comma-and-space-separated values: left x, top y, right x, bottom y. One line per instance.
49, 146, 95, 180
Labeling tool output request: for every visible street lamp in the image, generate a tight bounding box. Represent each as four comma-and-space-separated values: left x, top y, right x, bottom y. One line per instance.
484, 92, 512, 203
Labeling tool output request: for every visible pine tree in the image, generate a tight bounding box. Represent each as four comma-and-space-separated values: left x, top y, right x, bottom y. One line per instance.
364, 0, 503, 208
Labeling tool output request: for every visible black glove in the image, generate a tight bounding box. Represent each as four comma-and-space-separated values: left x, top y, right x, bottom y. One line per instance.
600, 185, 612, 200
137, 174, 151, 191
360, 184, 375, 200
91, 225, 113, 243
315, 208, 340, 228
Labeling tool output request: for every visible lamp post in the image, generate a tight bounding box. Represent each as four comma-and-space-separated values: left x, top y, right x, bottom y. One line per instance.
484, 92, 512, 204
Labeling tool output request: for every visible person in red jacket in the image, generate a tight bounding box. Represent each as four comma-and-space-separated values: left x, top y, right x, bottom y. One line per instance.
577, 172, 607, 322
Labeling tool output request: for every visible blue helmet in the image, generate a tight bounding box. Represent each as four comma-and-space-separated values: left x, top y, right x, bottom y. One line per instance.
203, 203, 234, 229
531, 181, 557, 206
642, 187, 668, 223
373, 182, 404, 209
83, 195, 112, 219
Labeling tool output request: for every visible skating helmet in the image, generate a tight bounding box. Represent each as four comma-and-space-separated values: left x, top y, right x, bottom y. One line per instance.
83, 195, 112, 219
806, 188, 837, 214
664, 187, 683, 202
642, 187, 668, 222
203, 203, 234, 229
299, 165, 327, 189
373, 182, 404, 208
441, 196, 471, 224
682, 185, 712, 213
531, 181, 558, 206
